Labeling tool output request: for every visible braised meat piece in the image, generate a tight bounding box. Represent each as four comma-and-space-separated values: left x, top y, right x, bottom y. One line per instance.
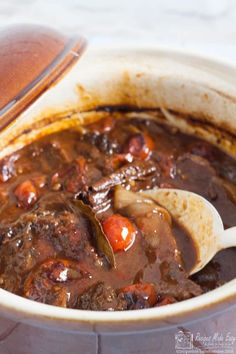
78, 282, 127, 311
23, 258, 91, 307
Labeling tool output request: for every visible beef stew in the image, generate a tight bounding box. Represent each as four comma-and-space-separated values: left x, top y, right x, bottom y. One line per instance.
0, 116, 235, 311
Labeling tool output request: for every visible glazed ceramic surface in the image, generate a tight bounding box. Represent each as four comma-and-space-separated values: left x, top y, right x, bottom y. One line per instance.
0, 25, 85, 131
0, 27, 235, 354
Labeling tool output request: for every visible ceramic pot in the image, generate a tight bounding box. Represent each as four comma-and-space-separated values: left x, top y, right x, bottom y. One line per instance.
0, 25, 235, 354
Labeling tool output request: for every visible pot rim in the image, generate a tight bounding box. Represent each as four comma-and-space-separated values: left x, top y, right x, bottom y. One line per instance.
0, 279, 235, 327
89, 42, 236, 69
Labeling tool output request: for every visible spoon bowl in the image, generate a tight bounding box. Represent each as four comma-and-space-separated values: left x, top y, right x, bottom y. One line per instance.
141, 189, 236, 275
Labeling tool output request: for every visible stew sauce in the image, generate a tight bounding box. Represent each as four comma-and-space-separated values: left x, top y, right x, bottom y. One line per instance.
0, 116, 235, 310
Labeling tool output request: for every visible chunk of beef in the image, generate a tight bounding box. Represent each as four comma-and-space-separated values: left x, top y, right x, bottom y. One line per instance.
23, 258, 91, 307
77, 282, 127, 311
174, 153, 217, 195
0, 192, 103, 294
50, 157, 103, 194
119, 283, 157, 309
158, 261, 203, 301
157, 278, 203, 301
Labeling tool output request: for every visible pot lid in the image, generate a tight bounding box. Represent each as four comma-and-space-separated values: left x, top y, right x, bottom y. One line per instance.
0, 24, 86, 129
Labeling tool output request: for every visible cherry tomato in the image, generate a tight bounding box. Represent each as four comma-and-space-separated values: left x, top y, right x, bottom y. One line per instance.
124, 133, 155, 160
106, 153, 133, 170
14, 180, 38, 208
157, 295, 176, 306
102, 214, 136, 252
120, 283, 157, 308
88, 116, 114, 134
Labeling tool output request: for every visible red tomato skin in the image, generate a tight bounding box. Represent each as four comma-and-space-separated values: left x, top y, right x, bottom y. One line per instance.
120, 283, 157, 307
124, 133, 155, 160
14, 180, 38, 208
102, 214, 136, 252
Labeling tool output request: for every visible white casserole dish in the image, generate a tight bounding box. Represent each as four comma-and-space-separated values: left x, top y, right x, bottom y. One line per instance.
0, 26, 235, 354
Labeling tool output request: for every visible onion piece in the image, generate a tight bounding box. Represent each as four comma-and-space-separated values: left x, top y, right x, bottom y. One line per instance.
114, 186, 172, 225
114, 186, 177, 251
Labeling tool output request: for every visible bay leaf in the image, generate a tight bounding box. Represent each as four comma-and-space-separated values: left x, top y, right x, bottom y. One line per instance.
71, 199, 116, 268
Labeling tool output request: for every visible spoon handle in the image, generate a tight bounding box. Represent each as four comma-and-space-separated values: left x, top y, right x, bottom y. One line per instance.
219, 227, 236, 249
